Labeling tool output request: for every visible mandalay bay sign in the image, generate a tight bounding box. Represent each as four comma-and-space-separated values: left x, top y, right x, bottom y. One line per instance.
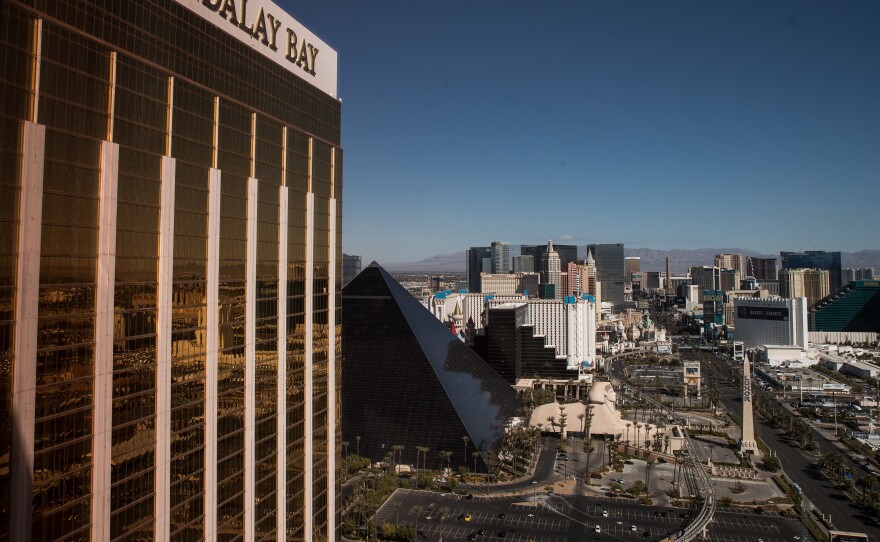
176, 0, 338, 97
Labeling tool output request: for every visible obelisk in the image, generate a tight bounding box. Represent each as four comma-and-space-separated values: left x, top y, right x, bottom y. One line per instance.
740, 353, 759, 455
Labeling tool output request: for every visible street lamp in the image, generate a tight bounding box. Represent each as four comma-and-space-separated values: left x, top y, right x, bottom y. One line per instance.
532, 480, 537, 501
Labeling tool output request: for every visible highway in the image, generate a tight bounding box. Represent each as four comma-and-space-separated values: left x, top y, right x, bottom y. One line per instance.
694, 351, 878, 539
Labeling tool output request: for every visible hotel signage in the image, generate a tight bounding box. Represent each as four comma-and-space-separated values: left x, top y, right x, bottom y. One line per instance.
737, 306, 788, 321
176, 0, 338, 97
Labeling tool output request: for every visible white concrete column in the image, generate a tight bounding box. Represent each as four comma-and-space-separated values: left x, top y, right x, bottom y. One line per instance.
91, 139, 119, 541
154, 155, 176, 542
276, 184, 289, 539
303, 190, 315, 542
244, 177, 258, 541
326, 196, 337, 541
204, 168, 222, 541
10, 120, 45, 542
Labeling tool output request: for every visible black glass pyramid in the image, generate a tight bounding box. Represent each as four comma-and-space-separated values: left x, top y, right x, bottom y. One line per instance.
342, 262, 517, 472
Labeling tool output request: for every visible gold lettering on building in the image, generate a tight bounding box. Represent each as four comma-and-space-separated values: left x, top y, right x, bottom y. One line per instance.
203, 0, 320, 75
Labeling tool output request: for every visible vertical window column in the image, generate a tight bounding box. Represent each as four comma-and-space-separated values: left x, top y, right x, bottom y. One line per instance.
326, 192, 337, 541
154, 154, 176, 542
203, 95, 223, 542
204, 164, 221, 540
11, 123, 46, 542
303, 137, 315, 542
92, 47, 120, 539
92, 139, 118, 540
276, 130, 289, 539
244, 172, 258, 542
155, 76, 176, 542
10, 18, 44, 541
325, 144, 338, 541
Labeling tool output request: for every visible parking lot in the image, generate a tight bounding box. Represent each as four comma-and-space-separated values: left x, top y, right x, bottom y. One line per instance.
374, 489, 812, 542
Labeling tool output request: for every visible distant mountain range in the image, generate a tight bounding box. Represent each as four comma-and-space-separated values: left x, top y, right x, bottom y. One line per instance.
382, 247, 880, 274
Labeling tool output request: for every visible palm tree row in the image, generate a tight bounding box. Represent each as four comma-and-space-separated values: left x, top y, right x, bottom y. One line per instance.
818, 453, 880, 514
752, 393, 817, 452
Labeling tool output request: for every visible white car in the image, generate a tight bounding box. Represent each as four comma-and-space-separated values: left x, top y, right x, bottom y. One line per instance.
631, 525, 638, 532
594, 525, 601, 533
602, 510, 608, 517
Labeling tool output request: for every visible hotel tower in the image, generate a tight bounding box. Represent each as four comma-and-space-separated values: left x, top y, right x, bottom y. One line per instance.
0, 0, 342, 540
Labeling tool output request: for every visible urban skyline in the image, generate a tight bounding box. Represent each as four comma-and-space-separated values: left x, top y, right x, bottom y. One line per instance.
3, 2, 880, 542
287, 1, 880, 263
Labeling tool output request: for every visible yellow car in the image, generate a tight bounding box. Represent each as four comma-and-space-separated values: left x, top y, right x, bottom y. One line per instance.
464, 514, 472, 522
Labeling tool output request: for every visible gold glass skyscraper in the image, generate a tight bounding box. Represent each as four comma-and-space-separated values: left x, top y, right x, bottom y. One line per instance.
0, 1, 342, 540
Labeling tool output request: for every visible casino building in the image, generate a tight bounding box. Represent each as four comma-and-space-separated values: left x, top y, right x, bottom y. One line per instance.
0, 1, 341, 541
733, 297, 808, 350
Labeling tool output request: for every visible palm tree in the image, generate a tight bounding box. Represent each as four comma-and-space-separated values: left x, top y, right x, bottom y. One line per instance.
462, 436, 470, 467
583, 403, 594, 482
644, 425, 653, 450
635, 424, 643, 450
392, 444, 405, 471
578, 412, 586, 433
472, 451, 480, 474
625, 423, 632, 446
645, 456, 656, 491
438, 450, 453, 472
856, 475, 874, 503
558, 405, 569, 441
356, 435, 361, 457
342, 441, 349, 459
416, 446, 429, 471
819, 452, 845, 482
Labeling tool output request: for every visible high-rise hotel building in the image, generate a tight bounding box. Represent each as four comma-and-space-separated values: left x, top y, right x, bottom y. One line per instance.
1, 1, 341, 541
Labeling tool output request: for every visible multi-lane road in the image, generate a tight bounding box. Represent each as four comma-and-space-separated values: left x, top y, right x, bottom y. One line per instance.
694, 351, 878, 539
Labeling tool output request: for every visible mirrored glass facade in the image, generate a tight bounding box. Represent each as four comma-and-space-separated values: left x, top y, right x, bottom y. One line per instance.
0, 0, 341, 540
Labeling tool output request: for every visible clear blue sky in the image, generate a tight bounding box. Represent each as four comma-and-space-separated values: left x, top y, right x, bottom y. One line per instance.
284, 1, 880, 264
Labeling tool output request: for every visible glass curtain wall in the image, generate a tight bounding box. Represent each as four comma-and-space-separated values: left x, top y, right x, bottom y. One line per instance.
253, 116, 282, 539
285, 130, 309, 541
168, 79, 213, 541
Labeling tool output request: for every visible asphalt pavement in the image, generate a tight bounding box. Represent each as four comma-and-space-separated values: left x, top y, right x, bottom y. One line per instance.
376, 488, 810, 542
698, 352, 879, 539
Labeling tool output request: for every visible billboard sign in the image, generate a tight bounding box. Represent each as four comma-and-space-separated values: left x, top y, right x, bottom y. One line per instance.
737, 306, 789, 321
683, 361, 701, 386
829, 532, 868, 542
